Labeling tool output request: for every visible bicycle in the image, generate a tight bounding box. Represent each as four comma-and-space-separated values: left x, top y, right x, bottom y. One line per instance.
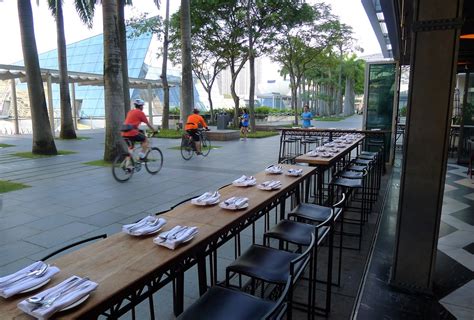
112, 131, 163, 182
180, 128, 211, 160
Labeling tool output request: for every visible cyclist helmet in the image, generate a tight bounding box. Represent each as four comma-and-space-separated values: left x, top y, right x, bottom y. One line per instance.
134, 98, 145, 107
193, 108, 200, 114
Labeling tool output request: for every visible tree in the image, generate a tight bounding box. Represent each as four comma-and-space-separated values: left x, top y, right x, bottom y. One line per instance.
161, 0, 170, 129
271, 3, 337, 125
103, 0, 125, 161
17, 0, 57, 155
180, 0, 193, 121
342, 55, 365, 116
47, 0, 94, 139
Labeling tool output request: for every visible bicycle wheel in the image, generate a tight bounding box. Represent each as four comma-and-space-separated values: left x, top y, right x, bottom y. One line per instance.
145, 147, 163, 174
180, 137, 194, 160
112, 153, 134, 182
201, 135, 211, 157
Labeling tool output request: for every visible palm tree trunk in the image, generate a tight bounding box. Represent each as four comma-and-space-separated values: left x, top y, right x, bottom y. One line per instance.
161, 0, 170, 129
343, 77, 355, 116
56, 0, 76, 139
18, 0, 57, 155
180, 0, 193, 122
103, 0, 125, 161
247, 0, 256, 133
118, 0, 131, 114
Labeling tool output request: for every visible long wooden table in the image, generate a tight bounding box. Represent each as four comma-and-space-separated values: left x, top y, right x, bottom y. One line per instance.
0, 164, 315, 319
295, 136, 364, 204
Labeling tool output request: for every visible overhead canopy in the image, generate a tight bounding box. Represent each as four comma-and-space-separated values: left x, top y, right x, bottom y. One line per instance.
0, 64, 180, 88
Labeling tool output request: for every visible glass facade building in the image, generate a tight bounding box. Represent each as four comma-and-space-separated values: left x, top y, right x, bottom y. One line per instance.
14, 28, 205, 118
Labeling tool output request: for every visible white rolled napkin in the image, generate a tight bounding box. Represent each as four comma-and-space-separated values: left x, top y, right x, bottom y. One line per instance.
0, 262, 59, 298
265, 165, 283, 174
221, 197, 249, 209
232, 175, 256, 187
154, 226, 199, 250
287, 168, 303, 176
191, 191, 220, 205
17, 276, 98, 320
258, 180, 281, 190
308, 150, 319, 157
122, 215, 167, 236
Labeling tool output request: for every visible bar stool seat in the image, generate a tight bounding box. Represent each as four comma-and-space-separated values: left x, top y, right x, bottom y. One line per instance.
332, 177, 364, 189
347, 164, 367, 172
177, 286, 278, 320
340, 170, 364, 179
289, 203, 341, 222
352, 158, 372, 166
358, 154, 377, 161
360, 151, 377, 156
265, 220, 329, 246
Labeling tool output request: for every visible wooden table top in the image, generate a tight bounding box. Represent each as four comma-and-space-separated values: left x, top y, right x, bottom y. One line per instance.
0, 164, 315, 319
295, 136, 364, 166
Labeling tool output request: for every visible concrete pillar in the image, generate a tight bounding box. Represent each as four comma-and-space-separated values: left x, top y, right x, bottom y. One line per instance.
10, 78, 19, 135
391, 0, 464, 293
46, 73, 55, 133
70, 82, 77, 130
148, 83, 153, 126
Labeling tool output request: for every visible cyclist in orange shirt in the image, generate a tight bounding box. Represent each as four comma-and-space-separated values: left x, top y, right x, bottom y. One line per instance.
185, 108, 209, 155
122, 99, 157, 160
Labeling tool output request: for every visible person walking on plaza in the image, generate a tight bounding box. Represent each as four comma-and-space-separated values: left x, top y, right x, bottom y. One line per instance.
301, 105, 313, 128
185, 108, 209, 155
240, 109, 249, 141
121, 99, 157, 161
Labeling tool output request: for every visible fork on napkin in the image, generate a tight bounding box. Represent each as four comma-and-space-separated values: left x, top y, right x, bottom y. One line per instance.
191, 191, 220, 205
265, 165, 283, 174
122, 215, 167, 236
258, 180, 282, 190
17, 276, 98, 320
221, 197, 249, 209
154, 226, 199, 250
0, 262, 59, 299
232, 175, 256, 187
287, 168, 303, 176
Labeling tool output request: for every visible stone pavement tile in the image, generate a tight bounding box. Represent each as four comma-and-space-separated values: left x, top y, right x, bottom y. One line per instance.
0, 225, 43, 246
24, 222, 99, 248
22, 213, 78, 231
0, 257, 37, 276
84, 210, 137, 227
0, 241, 46, 266
0, 213, 40, 231
80, 223, 123, 241
23, 204, 74, 218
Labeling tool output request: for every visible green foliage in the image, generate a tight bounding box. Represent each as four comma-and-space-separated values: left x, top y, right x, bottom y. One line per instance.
399, 106, 407, 117
0, 180, 30, 193
169, 107, 180, 115
155, 129, 184, 139
244, 131, 279, 138
0, 143, 15, 148
13, 150, 77, 158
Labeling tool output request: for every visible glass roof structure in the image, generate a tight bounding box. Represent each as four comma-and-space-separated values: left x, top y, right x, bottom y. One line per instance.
12, 27, 204, 118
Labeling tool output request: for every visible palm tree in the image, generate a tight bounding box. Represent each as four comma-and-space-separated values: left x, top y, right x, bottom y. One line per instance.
47, 0, 94, 139
180, 0, 193, 121
161, 0, 170, 129
103, 0, 125, 161
17, 0, 57, 155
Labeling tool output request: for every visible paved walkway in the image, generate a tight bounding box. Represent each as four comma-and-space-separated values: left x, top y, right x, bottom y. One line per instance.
0, 115, 363, 319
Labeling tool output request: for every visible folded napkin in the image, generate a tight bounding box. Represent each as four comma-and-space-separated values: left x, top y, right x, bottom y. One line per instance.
154, 226, 199, 250
0, 262, 59, 298
232, 175, 256, 187
287, 168, 303, 176
308, 150, 319, 157
122, 215, 167, 236
18, 276, 98, 320
265, 165, 283, 174
221, 197, 249, 209
191, 191, 220, 205
258, 180, 282, 190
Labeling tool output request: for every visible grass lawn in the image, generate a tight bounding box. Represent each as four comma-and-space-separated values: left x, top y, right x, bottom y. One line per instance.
153, 129, 184, 139
168, 145, 221, 151
0, 180, 30, 193
83, 160, 112, 167
13, 150, 77, 159
0, 143, 15, 148
244, 131, 279, 138
314, 116, 347, 121
57, 136, 91, 141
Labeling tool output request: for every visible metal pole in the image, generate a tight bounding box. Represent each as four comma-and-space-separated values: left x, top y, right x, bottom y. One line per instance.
10, 78, 19, 135
46, 73, 55, 134
148, 83, 153, 126
70, 82, 77, 130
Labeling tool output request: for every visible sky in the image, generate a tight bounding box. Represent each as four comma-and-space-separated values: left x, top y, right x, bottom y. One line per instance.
0, 0, 381, 65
